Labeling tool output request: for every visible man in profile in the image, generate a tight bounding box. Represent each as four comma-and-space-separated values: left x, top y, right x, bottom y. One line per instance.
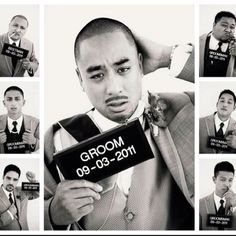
0, 164, 39, 230
0, 15, 39, 77
199, 161, 236, 230
44, 17, 194, 230
199, 89, 236, 153
0, 86, 39, 153
199, 11, 236, 77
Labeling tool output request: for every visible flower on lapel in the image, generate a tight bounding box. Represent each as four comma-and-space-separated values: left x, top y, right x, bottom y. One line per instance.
145, 91, 169, 128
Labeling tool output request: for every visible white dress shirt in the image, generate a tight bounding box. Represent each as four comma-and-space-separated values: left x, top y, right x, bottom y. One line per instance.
214, 113, 229, 135
209, 34, 228, 53
214, 192, 226, 211
8, 35, 20, 47
7, 116, 23, 134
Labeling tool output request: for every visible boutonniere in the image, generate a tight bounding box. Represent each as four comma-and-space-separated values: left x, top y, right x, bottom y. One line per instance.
145, 91, 169, 129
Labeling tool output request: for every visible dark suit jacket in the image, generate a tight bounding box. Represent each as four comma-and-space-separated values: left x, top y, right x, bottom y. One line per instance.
199, 192, 236, 230
199, 114, 236, 154
199, 33, 236, 77
0, 114, 40, 153
0, 185, 39, 230
0, 33, 39, 77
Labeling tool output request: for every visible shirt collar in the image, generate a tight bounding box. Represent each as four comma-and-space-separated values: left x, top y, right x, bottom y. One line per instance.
7, 115, 23, 134
8, 34, 20, 47
89, 100, 145, 132
214, 192, 226, 210
209, 34, 228, 52
214, 113, 229, 134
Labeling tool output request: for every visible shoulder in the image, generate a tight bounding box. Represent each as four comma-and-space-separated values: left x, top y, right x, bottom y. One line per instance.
200, 33, 208, 41
21, 37, 33, 45
23, 114, 39, 123
158, 91, 194, 112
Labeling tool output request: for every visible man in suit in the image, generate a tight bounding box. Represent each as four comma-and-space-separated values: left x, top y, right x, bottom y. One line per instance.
44, 17, 194, 230
0, 164, 39, 230
0, 15, 39, 77
199, 89, 236, 154
199, 161, 236, 230
199, 11, 236, 77
0, 86, 39, 153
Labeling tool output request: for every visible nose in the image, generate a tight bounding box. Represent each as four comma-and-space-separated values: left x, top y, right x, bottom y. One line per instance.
225, 26, 232, 33
105, 71, 123, 95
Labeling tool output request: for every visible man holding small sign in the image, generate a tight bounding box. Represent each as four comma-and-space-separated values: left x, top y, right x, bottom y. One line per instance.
0, 86, 39, 154
199, 89, 236, 154
0, 15, 39, 77
44, 18, 194, 230
0, 164, 39, 230
199, 11, 236, 77
199, 161, 236, 230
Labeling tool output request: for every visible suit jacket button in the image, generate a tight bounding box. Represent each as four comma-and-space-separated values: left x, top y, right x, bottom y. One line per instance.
126, 212, 135, 221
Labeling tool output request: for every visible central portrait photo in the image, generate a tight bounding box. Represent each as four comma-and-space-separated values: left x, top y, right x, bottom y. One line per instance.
44, 4, 195, 231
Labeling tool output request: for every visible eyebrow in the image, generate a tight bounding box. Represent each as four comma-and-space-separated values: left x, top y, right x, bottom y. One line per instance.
86, 58, 130, 74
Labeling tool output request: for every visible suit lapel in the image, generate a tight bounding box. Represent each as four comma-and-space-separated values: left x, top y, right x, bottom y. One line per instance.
205, 114, 216, 137
150, 103, 194, 206
206, 193, 217, 214
23, 115, 32, 132
0, 187, 10, 209
2, 34, 14, 76
226, 117, 236, 134
14, 188, 21, 217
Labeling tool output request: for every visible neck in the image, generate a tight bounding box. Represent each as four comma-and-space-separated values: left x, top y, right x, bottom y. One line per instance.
8, 113, 22, 120
215, 191, 224, 198
217, 113, 229, 122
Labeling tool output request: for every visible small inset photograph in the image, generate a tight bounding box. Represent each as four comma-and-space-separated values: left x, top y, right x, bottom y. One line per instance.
199, 81, 236, 154
199, 158, 236, 230
0, 158, 40, 230
199, 5, 236, 77
0, 5, 39, 77
0, 82, 40, 154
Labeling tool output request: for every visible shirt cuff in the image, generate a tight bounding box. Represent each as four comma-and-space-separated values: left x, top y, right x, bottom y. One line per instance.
169, 44, 193, 77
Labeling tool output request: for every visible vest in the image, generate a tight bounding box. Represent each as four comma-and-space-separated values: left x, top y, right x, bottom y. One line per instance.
4, 121, 30, 153
204, 35, 230, 77
50, 114, 194, 230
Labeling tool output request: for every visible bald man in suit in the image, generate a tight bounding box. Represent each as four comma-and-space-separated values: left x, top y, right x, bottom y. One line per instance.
44, 17, 195, 230
0, 15, 39, 77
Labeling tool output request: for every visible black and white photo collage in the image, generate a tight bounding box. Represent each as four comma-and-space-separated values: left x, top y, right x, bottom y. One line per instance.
1, 1, 236, 234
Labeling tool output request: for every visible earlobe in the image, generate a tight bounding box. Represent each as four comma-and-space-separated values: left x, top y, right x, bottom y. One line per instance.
212, 176, 216, 183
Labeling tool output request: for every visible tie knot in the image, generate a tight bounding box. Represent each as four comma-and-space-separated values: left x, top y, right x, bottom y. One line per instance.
220, 122, 224, 128
12, 42, 16, 46
218, 41, 223, 47
12, 121, 18, 133
220, 199, 224, 205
